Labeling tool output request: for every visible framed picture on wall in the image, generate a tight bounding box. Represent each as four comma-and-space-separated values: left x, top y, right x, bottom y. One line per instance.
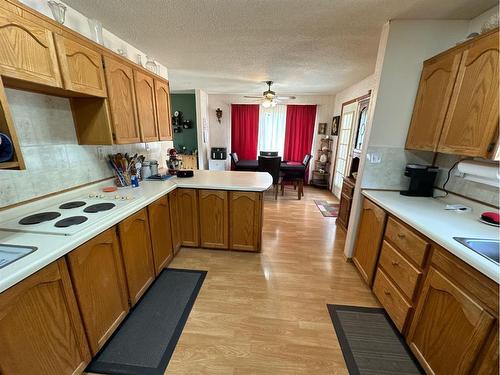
318, 123, 327, 135
331, 116, 340, 136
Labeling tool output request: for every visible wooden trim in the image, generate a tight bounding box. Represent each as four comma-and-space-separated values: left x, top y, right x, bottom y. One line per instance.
340, 90, 372, 108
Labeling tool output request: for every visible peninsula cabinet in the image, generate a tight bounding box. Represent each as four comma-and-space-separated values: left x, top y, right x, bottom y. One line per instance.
103, 56, 141, 144
55, 34, 107, 97
118, 208, 155, 306
155, 79, 173, 140
199, 189, 229, 249
169, 189, 182, 254
134, 69, 159, 142
178, 188, 200, 247
66, 228, 129, 355
0, 259, 91, 375
406, 28, 499, 158
0, 8, 62, 88
352, 198, 387, 285
148, 195, 174, 274
229, 191, 262, 251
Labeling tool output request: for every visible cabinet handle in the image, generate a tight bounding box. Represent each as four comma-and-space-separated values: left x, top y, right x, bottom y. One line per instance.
391, 261, 399, 266
397, 233, 406, 239
384, 290, 391, 296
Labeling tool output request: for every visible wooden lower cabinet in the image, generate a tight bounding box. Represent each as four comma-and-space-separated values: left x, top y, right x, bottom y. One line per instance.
352, 198, 387, 285
0, 259, 91, 375
199, 189, 229, 249
229, 191, 262, 251
148, 195, 174, 274
178, 188, 200, 247
169, 189, 181, 254
66, 228, 129, 355
337, 177, 354, 231
118, 208, 155, 306
407, 266, 496, 375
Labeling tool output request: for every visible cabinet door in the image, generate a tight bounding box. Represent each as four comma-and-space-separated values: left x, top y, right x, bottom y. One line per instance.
55, 34, 107, 97
103, 56, 141, 144
229, 191, 262, 251
148, 196, 174, 274
134, 70, 159, 142
438, 31, 499, 157
199, 190, 228, 249
178, 188, 200, 247
352, 198, 387, 286
0, 9, 61, 87
118, 208, 155, 306
406, 50, 462, 151
66, 228, 129, 355
155, 79, 173, 140
407, 267, 495, 375
337, 193, 351, 231
0, 259, 90, 375
169, 189, 182, 254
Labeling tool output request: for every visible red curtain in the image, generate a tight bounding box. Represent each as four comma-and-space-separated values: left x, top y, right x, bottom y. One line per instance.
231, 104, 259, 161
283, 104, 317, 162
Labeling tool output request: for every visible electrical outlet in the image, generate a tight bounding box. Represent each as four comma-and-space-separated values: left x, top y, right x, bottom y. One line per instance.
144, 143, 151, 151
366, 152, 382, 164
96, 147, 105, 161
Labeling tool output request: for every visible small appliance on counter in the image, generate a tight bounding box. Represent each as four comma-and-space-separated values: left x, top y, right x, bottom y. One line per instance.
400, 164, 439, 197
211, 147, 227, 160
177, 170, 194, 178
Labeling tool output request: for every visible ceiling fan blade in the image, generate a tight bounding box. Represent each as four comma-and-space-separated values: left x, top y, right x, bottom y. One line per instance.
276, 96, 296, 100
243, 96, 264, 99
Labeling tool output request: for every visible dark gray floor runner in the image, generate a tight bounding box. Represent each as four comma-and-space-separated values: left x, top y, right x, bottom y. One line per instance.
327, 305, 424, 375
86, 268, 206, 375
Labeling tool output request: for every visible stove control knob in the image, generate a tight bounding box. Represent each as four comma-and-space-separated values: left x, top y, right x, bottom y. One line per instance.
114, 195, 120, 200
99, 194, 105, 198
126, 196, 131, 200
88, 193, 95, 198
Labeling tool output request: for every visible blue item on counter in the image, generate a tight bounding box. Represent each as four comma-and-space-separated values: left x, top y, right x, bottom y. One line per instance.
0, 133, 14, 163
131, 175, 139, 187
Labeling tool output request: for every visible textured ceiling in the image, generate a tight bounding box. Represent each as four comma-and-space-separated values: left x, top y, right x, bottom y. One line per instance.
64, 0, 496, 95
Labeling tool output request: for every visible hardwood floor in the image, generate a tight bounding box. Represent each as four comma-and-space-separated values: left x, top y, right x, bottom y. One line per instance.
165, 186, 379, 374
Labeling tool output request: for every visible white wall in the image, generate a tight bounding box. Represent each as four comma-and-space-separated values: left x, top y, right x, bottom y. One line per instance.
206, 94, 336, 172
195, 89, 210, 170
332, 75, 375, 116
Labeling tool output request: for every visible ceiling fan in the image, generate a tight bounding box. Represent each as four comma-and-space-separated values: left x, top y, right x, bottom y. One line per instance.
244, 81, 296, 108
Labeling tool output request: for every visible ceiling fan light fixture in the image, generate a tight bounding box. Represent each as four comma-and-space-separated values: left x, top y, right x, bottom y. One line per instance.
262, 99, 272, 108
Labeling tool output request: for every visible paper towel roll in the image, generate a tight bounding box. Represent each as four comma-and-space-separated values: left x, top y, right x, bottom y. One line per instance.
457, 160, 499, 186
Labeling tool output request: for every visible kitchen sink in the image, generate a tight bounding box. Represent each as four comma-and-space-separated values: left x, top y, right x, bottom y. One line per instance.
0, 244, 37, 269
454, 237, 500, 265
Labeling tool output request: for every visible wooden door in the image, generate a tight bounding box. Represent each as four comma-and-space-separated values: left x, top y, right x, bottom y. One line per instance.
0, 9, 61, 87
66, 228, 129, 355
229, 191, 262, 251
178, 188, 200, 247
55, 34, 107, 97
134, 70, 159, 142
118, 208, 155, 306
407, 267, 495, 375
199, 190, 228, 249
148, 196, 174, 274
0, 259, 90, 375
103, 56, 141, 144
155, 79, 173, 140
438, 30, 499, 157
352, 198, 387, 286
406, 50, 462, 151
169, 189, 182, 254
337, 193, 351, 231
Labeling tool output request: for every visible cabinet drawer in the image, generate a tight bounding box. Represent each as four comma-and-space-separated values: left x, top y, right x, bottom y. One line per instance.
385, 217, 429, 267
373, 268, 411, 332
379, 241, 422, 301
341, 179, 354, 197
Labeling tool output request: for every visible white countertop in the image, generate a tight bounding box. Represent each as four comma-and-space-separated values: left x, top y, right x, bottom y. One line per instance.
362, 190, 499, 283
0, 170, 272, 292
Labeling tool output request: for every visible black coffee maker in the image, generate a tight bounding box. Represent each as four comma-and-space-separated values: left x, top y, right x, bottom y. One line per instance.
400, 164, 439, 197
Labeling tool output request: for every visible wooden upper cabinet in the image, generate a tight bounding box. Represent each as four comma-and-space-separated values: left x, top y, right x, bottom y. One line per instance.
438, 30, 499, 157
0, 259, 90, 375
118, 208, 155, 306
352, 198, 387, 286
199, 190, 229, 249
229, 191, 262, 251
0, 9, 62, 87
134, 70, 159, 142
148, 196, 174, 274
406, 50, 462, 151
178, 188, 200, 247
155, 79, 173, 140
55, 34, 107, 97
169, 189, 182, 254
407, 267, 495, 375
66, 228, 129, 355
103, 56, 141, 144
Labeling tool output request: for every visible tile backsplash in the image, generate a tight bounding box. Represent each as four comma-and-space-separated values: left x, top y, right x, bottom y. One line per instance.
0, 89, 173, 208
